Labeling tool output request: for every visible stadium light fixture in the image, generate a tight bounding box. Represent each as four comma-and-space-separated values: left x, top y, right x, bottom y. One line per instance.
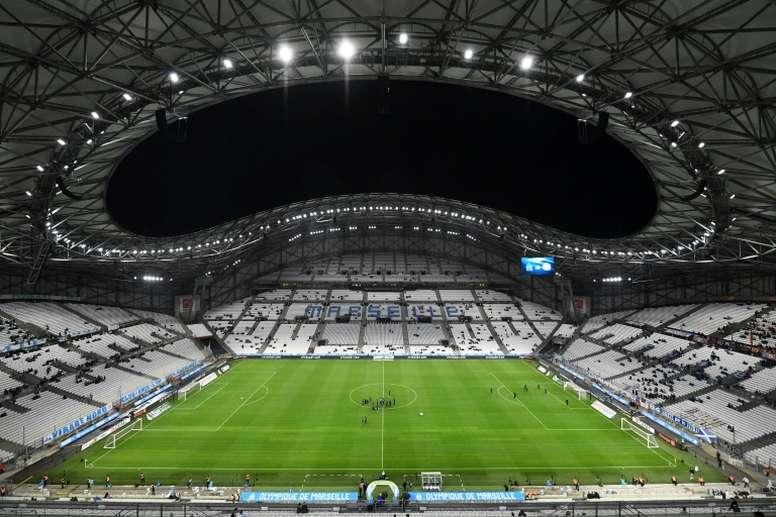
519, 54, 534, 70
25, 190, 32, 197
86, 138, 93, 145
90, 111, 100, 120
35, 165, 44, 172
670, 119, 680, 127
697, 141, 706, 148
575, 73, 585, 83
717, 169, 726, 175
122, 92, 133, 101
729, 193, 736, 199
168, 71, 180, 83
624, 91, 633, 99
278, 45, 293, 64
338, 39, 356, 60
399, 32, 408, 44
464, 48, 473, 60
222, 58, 233, 69
56, 138, 66, 146
670, 141, 677, 148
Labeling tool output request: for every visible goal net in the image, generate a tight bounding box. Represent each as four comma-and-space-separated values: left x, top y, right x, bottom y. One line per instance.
178, 379, 205, 401
621, 418, 659, 448
563, 381, 590, 400
103, 418, 143, 449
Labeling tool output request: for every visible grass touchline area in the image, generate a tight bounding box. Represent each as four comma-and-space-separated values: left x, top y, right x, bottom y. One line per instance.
47, 359, 725, 490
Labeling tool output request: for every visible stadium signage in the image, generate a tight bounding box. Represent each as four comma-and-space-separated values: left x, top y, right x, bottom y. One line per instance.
58, 412, 120, 448
591, 400, 616, 419
638, 411, 699, 446
239, 491, 358, 503
1, 337, 46, 354
146, 402, 171, 420
120, 379, 164, 405
80, 416, 131, 450
43, 404, 111, 444
199, 372, 217, 388
409, 491, 525, 502
302, 304, 468, 320
631, 416, 656, 434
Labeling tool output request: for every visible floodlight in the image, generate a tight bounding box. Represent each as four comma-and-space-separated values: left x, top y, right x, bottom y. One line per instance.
399, 32, 408, 44
670, 119, 680, 127
168, 71, 180, 83
519, 54, 534, 70
697, 142, 705, 148
122, 93, 133, 101
575, 73, 585, 82
56, 138, 66, 146
464, 48, 473, 60
338, 39, 355, 60
222, 58, 233, 69
624, 91, 633, 99
278, 45, 293, 64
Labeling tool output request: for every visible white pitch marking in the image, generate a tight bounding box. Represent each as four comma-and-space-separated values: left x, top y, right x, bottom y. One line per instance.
216, 371, 277, 431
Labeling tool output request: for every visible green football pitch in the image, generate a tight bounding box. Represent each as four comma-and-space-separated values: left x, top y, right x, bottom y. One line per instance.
53, 359, 724, 489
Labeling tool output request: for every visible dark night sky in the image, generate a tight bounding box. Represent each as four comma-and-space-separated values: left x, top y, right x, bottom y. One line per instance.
107, 80, 657, 238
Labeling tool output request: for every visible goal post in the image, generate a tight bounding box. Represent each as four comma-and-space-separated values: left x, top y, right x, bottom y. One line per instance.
621, 418, 659, 449
103, 418, 143, 449
563, 381, 590, 400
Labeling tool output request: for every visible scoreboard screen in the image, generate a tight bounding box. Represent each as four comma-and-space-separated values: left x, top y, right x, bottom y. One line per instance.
520, 256, 555, 276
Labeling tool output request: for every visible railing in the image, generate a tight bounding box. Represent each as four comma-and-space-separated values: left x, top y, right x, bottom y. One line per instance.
1, 497, 775, 516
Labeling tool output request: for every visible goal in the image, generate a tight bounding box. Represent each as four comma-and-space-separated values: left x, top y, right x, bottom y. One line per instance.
177, 384, 200, 401
563, 381, 590, 400
103, 418, 143, 449
621, 418, 659, 448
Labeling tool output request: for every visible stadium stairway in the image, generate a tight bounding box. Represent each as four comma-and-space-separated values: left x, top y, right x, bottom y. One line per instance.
0, 398, 30, 414
667, 383, 720, 404
290, 322, 302, 340
59, 303, 107, 331
357, 320, 367, 353
477, 305, 509, 355
0, 435, 23, 455
714, 305, 773, 344
109, 362, 157, 381
553, 325, 584, 356
513, 295, 544, 340
0, 362, 43, 391
656, 303, 709, 331
733, 430, 776, 454
48, 358, 79, 375
533, 323, 561, 354
257, 308, 288, 355
400, 321, 411, 354
0, 308, 48, 340
156, 347, 192, 362
45, 383, 103, 407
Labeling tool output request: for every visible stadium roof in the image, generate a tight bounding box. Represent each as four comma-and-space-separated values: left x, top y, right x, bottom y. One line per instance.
1, 0, 775, 278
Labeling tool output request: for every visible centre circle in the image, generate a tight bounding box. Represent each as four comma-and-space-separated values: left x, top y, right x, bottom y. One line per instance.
348, 383, 418, 410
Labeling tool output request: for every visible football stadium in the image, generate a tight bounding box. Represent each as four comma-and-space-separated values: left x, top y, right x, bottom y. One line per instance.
1, 1, 776, 515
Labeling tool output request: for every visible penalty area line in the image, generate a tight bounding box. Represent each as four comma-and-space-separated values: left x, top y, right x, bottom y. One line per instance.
490, 372, 549, 430
216, 371, 277, 431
